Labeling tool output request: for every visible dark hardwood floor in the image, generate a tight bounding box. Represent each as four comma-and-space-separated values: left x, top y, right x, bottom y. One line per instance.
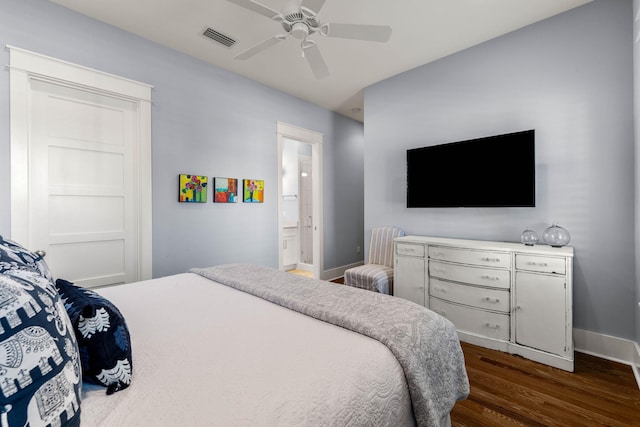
452, 342, 640, 426
328, 276, 640, 425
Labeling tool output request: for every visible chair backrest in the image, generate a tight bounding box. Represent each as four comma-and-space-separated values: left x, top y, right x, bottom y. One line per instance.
368, 226, 405, 268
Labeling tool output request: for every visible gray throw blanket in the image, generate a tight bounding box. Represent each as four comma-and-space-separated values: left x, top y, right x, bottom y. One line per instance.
190, 264, 469, 427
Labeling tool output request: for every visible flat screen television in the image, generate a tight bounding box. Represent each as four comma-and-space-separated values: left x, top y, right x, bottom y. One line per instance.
407, 130, 535, 208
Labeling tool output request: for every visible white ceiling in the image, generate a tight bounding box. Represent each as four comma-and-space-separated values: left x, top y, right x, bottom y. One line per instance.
48, 0, 591, 122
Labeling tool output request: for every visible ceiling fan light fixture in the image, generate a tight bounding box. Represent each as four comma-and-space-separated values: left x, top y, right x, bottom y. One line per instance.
291, 22, 310, 39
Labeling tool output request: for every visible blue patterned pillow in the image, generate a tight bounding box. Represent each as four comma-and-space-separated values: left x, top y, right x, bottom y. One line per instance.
0, 235, 53, 280
0, 270, 81, 427
55, 279, 132, 395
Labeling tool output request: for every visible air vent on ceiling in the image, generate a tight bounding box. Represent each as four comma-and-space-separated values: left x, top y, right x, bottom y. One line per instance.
203, 28, 236, 48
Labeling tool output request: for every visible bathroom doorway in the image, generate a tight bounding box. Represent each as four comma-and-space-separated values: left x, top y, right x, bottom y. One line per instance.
277, 122, 323, 279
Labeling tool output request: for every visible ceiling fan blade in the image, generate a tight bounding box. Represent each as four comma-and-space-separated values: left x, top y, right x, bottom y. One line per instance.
227, 0, 282, 20
300, 0, 327, 16
235, 36, 283, 60
323, 23, 392, 42
303, 43, 329, 80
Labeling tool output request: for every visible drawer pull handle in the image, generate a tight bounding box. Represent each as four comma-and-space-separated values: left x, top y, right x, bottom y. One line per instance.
481, 257, 501, 263
434, 309, 447, 317
480, 275, 500, 281
528, 262, 549, 267
485, 323, 501, 330
432, 268, 446, 274
432, 286, 446, 293
483, 297, 500, 303
432, 251, 443, 257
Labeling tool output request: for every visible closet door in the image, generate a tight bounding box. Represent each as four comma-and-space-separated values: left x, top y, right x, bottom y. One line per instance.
10, 47, 152, 287
29, 81, 138, 288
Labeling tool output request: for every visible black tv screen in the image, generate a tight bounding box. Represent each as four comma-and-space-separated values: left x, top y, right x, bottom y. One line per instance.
407, 130, 535, 208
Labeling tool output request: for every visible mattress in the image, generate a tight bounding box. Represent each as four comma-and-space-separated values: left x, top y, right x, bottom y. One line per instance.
80, 273, 416, 426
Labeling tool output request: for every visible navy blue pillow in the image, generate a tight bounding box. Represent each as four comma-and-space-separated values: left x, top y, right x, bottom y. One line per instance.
0, 235, 52, 280
55, 279, 133, 395
0, 270, 81, 427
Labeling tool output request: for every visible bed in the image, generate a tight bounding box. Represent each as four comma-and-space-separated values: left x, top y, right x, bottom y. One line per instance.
0, 237, 469, 427
80, 264, 469, 427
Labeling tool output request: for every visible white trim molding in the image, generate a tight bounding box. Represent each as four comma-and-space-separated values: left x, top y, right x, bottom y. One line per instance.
7, 45, 153, 100
634, 341, 640, 389
321, 261, 364, 282
573, 328, 640, 390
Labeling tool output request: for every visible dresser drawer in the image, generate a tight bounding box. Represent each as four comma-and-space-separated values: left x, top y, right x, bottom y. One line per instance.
429, 246, 511, 268
430, 278, 510, 313
516, 254, 566, 274
429, 261, 510, 290
430, 298, 510, 341
396, 243, 425, 257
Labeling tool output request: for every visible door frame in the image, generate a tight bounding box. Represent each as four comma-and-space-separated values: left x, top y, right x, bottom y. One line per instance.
8, 46, 153, 281
276, 121, 323, 279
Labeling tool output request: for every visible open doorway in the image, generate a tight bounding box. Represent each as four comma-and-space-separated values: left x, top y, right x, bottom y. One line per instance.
277, 122, 323, 279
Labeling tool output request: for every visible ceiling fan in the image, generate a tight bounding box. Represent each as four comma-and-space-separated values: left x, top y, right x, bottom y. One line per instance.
227, 0, 392, 79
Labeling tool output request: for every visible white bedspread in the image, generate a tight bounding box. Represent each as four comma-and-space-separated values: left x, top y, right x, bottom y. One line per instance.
81, 273, 415, 426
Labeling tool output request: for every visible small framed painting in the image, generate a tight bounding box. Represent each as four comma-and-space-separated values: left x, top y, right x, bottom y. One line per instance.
214, 177, 238, 203
243, 179, 264, 203
179, 174, 208, 203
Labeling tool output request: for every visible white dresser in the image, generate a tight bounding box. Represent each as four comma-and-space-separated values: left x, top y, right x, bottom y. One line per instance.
394, 235, 574, 371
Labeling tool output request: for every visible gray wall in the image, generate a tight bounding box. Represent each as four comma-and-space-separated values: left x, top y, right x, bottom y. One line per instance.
326, 114, 365, 269
635, 0, 640, 347
365, 0, 635, 339
0, 0, 364, 278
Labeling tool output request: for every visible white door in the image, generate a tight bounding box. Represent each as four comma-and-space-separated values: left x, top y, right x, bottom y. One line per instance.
10, 47, 152, 288
515, 272, 567, 356
298, 154, 313, 264
29, 81, 137, 287
395, 255, 426, 305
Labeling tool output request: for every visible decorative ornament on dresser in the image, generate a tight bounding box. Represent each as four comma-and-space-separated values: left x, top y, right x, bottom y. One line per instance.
543, 224, 571, 247
520, 228, 539, 246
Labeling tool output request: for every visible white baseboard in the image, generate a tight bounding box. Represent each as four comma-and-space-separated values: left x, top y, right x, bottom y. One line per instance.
573, 328, 640, 390
295, 263, 313, 273
321, 261, 363, 282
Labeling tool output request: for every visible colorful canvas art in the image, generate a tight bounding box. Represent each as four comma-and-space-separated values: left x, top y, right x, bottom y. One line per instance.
179, 174, 208, 203
243, 179, 264, 203
214, 177, 238, 203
